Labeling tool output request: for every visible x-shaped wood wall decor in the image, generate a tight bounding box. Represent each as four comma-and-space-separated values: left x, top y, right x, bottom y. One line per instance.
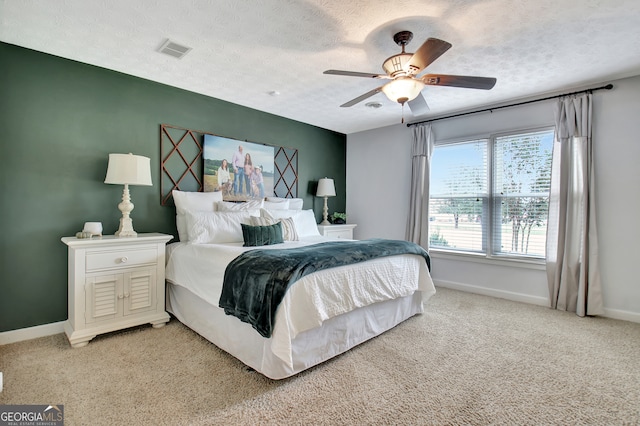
160, 124, 298, 205
274, 146, 298, 198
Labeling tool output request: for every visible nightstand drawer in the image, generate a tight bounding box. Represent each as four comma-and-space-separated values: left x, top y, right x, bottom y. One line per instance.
324, 229, 353, 239
86, 247, 157, 272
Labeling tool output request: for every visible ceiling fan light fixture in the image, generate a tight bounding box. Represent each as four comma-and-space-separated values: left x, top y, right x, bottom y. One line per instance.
381, 77, 425, 105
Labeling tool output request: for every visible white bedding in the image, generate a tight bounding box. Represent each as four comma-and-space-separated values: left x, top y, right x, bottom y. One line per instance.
165, 236, 436, 378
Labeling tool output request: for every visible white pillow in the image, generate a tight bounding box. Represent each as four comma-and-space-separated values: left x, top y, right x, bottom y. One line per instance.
185, 211, 253, 244
172, 190, 223, 241
216, 200, 264, 212
173, 190, 223, 215
288, 198, 304, 210
261, 209, 320, 238
266, 197, 304, 210
292, 209, 321, 238
261, 208, 294, 221
263, 199, 290, 210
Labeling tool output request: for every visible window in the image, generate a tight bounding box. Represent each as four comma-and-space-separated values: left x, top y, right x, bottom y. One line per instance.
429, 128, 554, 259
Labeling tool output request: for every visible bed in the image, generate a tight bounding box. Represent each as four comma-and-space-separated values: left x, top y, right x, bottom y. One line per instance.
164, 191, 435, 379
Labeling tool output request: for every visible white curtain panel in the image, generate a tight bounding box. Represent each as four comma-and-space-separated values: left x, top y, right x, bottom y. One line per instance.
546, 93, 603, 316
406, 124, 434, 248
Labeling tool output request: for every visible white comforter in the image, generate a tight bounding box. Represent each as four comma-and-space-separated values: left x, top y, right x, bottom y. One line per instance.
165, 237, 435, 367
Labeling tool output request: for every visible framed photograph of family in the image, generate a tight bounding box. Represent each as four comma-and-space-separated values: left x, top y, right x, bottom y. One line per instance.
203, 134, 275, 201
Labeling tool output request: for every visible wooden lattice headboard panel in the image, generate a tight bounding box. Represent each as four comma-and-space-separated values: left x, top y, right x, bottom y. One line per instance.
160, 124, 298, 205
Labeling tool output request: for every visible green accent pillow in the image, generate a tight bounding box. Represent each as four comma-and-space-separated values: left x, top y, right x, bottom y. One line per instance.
241, 222, 284, 247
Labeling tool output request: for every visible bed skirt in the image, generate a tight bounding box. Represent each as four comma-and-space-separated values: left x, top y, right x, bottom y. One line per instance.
166, 282, 425, 380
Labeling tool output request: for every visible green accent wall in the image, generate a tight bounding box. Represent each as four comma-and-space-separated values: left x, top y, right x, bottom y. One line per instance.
0, 42, 346, 333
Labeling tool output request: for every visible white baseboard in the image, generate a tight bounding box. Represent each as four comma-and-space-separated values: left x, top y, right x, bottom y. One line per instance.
434, 279, 550, 307
434, 279, 640, 323
0, 321, 65, 345
601, 307, 640, 324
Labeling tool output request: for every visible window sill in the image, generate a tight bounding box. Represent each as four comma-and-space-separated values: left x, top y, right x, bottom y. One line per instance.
428, 249, 546, 271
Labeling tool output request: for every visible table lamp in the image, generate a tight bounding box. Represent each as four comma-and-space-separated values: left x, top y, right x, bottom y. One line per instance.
104, 153, 152, 237
316, 177, 336, 226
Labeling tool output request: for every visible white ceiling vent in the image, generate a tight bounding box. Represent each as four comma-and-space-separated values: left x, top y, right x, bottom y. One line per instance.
158, 39, 192, 59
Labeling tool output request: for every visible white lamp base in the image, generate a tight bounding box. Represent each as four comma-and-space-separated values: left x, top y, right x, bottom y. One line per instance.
115, 184, 138, 237
115, 217, 137, 237
320, 196, 331, 225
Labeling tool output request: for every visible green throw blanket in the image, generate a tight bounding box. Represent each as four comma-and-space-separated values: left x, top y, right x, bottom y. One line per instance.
218, 238, 431, 338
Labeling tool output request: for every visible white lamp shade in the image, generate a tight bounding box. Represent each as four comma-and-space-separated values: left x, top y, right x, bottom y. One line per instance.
316, 178, 336, 197
104, 153, 152, 186
381, 77, 425, 104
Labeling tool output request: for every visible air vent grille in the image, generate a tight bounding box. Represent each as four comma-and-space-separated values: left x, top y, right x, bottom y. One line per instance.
158, 39, 192, 59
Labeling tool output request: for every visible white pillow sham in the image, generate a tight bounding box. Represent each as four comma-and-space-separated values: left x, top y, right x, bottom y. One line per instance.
292, 209, 321, 238
173, 190, 223, 215
173, 190, 223, 241
266, 196, 304, 210
263, 199, 290, 210
216, 200, 264, 212
185, 211, 254, 244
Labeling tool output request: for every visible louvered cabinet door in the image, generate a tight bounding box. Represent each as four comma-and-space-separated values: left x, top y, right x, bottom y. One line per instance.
62, 233, 173, 348
85, 273, 123, 323
123, 268, 157, 316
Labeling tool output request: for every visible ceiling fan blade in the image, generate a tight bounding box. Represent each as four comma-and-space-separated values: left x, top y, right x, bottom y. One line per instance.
408, 93, 430, 116
405, 38, 452, 74
422, 74, 497, 89
324, 70, 388, 79
340, 87, 383, 107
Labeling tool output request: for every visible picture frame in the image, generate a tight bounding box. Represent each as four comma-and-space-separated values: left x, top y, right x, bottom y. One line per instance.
203, 134, 275, 201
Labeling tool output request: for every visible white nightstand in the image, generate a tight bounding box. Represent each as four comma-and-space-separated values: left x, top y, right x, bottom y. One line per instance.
61, 233, 173, 348
317, 224, 357, 239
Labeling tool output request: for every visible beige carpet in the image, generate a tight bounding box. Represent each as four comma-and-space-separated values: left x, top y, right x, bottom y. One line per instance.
1, 287, 639, 425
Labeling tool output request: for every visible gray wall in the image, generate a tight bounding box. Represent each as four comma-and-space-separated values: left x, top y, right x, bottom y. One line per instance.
347, 75, 640, 322
0, 42, 347, 332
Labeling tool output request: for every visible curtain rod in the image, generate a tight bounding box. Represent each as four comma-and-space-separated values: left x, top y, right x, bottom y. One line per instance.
406, 83, 614, 127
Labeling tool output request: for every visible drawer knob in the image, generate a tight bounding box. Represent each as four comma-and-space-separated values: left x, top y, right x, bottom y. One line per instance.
120, 256, 128, 263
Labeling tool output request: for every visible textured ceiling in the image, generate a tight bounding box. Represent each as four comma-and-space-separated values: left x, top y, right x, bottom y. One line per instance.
2, 0, 640, 134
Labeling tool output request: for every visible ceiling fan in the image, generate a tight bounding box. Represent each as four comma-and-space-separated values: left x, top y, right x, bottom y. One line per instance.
324, 31, 497, 118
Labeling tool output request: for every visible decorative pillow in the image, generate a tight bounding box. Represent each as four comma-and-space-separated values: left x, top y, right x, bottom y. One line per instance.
278, 217, 299, 241
241, 222, 284, 247
172, 190, 223, 241
263, 199, 290, 210
261, 208, 320, 238
266, 197, 304, 210
185, 211, 253, 244
216, 200, 264, 212
249, 216, 276, 226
